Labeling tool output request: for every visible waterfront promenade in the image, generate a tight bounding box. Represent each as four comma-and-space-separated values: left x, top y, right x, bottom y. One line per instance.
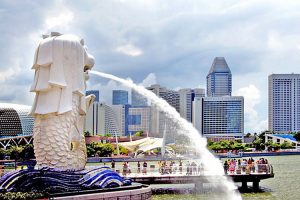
110, 162, 274, 191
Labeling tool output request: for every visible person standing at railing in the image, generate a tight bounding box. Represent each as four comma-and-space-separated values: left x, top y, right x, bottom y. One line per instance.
142, 161, 147, 175
137, 161, 141, 174
229, 159, 235, 174
179, 160, 183, 174
111, 160, 115, 171
223, 161, 228, 174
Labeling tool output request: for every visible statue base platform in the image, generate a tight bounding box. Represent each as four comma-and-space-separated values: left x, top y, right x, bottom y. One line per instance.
0, 166, 132, 194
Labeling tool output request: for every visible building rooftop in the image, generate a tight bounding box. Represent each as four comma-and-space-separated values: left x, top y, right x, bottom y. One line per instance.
272, 134, 297, 142
208, 57, 231, 74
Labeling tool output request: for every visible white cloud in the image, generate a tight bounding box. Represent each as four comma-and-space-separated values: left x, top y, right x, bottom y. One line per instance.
234, 84, 268, 133
45, 9, 74, 30
116, 44, 143, 57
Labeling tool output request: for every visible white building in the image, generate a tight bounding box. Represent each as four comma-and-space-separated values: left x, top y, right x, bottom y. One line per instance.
269, 74, 300, 133
147, 84, 180, 137
127, 107, 151, 136
85, 102, 121, 136
179, 88, 205, 122
192, 97, 203, 133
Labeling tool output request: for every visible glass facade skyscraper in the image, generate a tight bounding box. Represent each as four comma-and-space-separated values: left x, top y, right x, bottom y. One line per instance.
269, 74, 300, 132
201, 97, 244, 139
192, 57, 244, 140
207, 57, 232, 97
131, 89, 148, 107
112, 90, 128, 105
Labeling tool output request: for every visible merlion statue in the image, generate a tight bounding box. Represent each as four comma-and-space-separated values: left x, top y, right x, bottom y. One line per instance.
30, 32, 95, 171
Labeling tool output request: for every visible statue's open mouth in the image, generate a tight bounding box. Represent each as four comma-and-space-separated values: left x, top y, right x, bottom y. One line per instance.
84, 65, 91, 72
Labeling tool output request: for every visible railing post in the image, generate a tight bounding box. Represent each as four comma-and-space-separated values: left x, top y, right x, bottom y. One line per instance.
253, 181, 260, 191
242, 182, 247, 190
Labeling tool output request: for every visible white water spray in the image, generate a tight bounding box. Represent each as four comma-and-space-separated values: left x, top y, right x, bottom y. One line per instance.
90, 70, 241, 199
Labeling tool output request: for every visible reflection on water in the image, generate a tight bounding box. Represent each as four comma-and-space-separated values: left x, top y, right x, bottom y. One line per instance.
153, 155, 300, 200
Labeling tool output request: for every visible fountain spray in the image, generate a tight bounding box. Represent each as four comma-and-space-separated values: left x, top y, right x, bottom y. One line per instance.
90, 70, 242, 200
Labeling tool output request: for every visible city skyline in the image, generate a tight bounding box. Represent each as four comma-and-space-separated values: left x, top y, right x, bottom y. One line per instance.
1, 1, 300, 133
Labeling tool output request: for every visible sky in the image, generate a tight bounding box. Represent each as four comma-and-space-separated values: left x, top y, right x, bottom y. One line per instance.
0, 0, 300, 133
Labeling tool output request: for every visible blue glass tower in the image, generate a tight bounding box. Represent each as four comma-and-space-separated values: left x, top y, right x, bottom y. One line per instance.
112, 90, 128, 105
207, 57, 232, 97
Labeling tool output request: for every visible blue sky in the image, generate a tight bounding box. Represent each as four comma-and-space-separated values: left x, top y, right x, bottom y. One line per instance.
1, 0, 300, 133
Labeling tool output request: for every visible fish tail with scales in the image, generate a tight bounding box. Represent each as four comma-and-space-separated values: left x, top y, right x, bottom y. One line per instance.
33, 94, 87, 171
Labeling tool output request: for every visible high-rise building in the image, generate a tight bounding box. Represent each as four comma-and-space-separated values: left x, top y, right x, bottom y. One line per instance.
85, 102, 121, 136
112, 90, 128, 105
147, 84, 180, 137
147, 84, 180, 112
179, 88, 205, 122
127, 107, 151, 136
207, 57, 232, 97
268, 74, 300, 132
179, 89, 193, 122
86, 90, 100, 102
192, 57, 244, 140
192, 97, 203, 133
200, 96, 244, 139
112, 105, 151, 136
131, 89, 148, 107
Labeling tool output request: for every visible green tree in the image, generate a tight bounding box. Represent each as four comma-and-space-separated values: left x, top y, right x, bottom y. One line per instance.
245, 133, 252, 138
19, 144, 35, 161
87, 142, 115, 157
0, 148, 7, 160
8, 146, 23, 161
86, 144, 96, 157
84, 131, 91, 136
252, 137, 264, 151
135, 131, 144, 137
294, 131, 300, 142
115, 145, 129, 155
280, 141, 293, 149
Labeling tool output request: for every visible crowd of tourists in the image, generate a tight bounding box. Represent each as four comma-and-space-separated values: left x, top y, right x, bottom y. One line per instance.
111, 157, 271, 176
223, 157, 271, 174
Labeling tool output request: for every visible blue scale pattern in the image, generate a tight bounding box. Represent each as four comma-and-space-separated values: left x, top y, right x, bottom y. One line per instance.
0, 166, 131, 193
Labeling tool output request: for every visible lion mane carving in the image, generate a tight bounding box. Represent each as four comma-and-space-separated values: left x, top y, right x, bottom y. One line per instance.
30, 32, 95, 171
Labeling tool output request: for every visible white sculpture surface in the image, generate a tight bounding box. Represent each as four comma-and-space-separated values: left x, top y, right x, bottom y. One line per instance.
30, 32, 95, 171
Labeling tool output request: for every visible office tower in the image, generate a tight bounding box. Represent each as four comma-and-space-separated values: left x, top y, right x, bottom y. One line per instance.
269, 74, 300, 132
192, 88, 205, 99
146, 84, 180, 137
86, 90, 100, 102
179, 88, 205, 122
85, 102, 121, 136
192, 97, 203, 133
112, 105, 151, 136
127, 107, 151, 136
112, 90, 128, 105
131, 89, 148, 107
201, 96, 244, 140
147, 84, 180, 112
207, 57, 232, 97
179, 89, 193, 122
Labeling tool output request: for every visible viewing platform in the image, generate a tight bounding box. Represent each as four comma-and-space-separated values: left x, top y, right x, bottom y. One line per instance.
125, 164, 274, 192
